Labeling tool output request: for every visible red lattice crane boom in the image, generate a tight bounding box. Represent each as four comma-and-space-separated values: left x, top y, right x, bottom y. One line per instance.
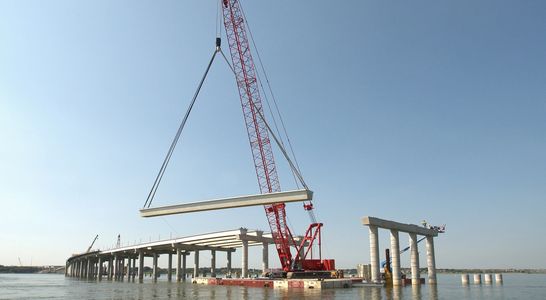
221, 0, 335, 274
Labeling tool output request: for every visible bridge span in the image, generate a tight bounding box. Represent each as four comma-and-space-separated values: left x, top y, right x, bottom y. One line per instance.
65, 228, 300, 281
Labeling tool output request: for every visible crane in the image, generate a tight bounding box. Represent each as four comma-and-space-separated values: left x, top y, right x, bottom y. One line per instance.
141, 0, 335, 278
86, 235, 99, 253
221, 0, 335, 277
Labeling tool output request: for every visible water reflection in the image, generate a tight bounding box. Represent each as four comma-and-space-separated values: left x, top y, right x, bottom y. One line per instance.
429, 284, 438, 300
411, 285, 421, 300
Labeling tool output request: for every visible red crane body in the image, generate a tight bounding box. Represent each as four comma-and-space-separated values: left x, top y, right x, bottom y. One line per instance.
221, 0, 334, 274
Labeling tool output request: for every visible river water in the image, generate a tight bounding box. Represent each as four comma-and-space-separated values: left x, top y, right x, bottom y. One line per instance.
1, 273, 545, 299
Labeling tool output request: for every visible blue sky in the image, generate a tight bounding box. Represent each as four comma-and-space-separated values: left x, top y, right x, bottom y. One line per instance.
1, 0, 545, 270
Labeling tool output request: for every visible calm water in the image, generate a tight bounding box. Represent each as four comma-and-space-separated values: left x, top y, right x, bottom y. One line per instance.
1, 273, 545, 299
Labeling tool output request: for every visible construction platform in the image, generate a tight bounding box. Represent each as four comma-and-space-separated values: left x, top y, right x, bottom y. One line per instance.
193, 277, 354, 289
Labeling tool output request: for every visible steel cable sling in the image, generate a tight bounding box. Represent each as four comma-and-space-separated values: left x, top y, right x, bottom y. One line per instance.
143, 40, 221, 209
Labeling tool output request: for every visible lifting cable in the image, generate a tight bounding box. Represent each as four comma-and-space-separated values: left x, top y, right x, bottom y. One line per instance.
143, 41, 221, 209
239, 3, 305, 186
218, 51, 309, 191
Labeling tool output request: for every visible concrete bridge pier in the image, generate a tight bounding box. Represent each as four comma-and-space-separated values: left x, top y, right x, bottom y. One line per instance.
409, 233, 420, 285
193, 251, 199, 278
87, 258, 93, 279
167, 253, 173, 281
182, 252, 187, 281
227, 251, 232, 276
262, 242, 268, 274
97, 257, 103, 281
138, 251, 144, 282
426, 236, 437, 284
113, 256, 118, 280
241, 240, 248, 278
210, 250, 216, 277
176, 249, 182, 282
126, 257, 131, 281
107, 257, 112, 280
152, 253, 159, 282
119, 257, 124, 280
131, 258, 136, 281
368, 225, 380, 283
362, 216, 440, 285
390, 229, 401, 286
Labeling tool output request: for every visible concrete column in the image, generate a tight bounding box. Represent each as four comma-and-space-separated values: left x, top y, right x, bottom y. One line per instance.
262, 242, 269, 274
132, 257, 136, 281
97, 257, 103, 281
484, 273, 493, 284
119, 257, 125, 281
126, 257, 131, 281
107, 257, 112, 280
227, 251, 232, 276
182, 253, 187, 281
113, 256, 118, 280
473, 274, 482, 284
176, 249, 182, 282
193, 251, 199, 278
426, 236, 437, 284
390, 229, 401, 286
461, 274, 469, 285
242, 240, 249, 278
369, 225, 380, 283
152, 253, 159, 282
87, 258, 93, 279
210, 250, 216, 277
138, 251, 144, 282
495, 273, 503, 284
409, 233, 420, 285
167, 253, 173, 281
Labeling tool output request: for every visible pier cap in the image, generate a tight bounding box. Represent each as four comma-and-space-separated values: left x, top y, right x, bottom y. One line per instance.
362, 216, 438, 237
